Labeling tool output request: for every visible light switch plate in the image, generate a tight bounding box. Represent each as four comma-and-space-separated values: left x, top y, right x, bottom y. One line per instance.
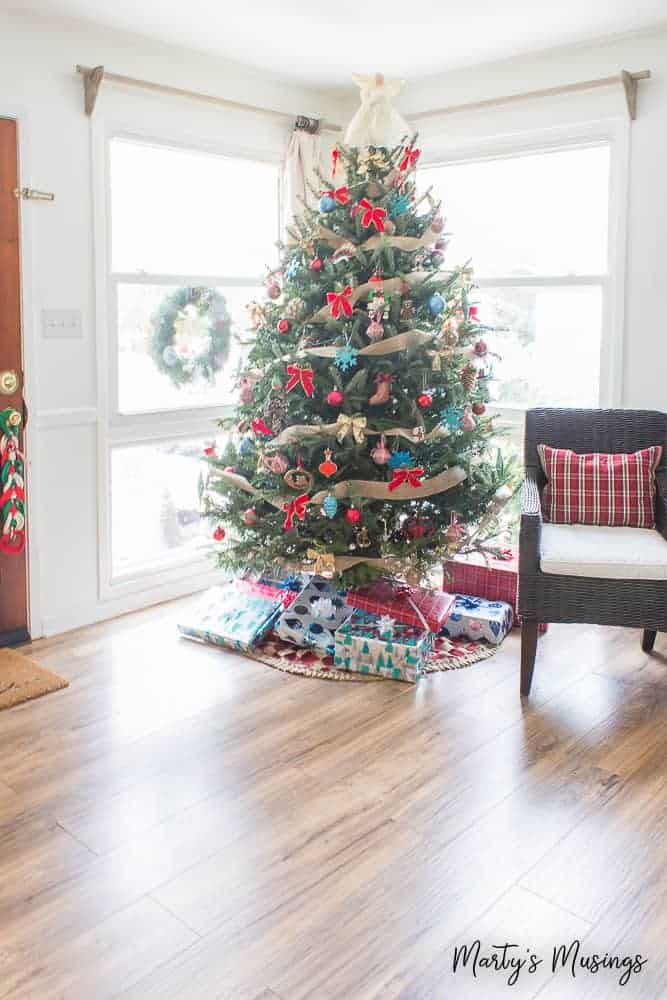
42, 309, 83, 339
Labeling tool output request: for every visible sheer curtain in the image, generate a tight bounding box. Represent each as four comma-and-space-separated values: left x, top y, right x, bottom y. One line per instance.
283, 126, 337, 228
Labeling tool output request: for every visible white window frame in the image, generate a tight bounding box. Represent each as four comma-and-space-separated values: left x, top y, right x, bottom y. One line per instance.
420, 119, 630, 435
92, 117, 282, 600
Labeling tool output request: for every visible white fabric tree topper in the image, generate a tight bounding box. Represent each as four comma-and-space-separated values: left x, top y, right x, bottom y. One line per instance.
344, 73, 412, 147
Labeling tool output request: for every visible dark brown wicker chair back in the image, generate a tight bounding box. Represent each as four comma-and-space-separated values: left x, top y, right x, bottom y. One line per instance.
524, 408, 667, 491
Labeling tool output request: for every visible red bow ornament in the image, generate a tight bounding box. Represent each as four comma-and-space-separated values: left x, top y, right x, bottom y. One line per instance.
251, 417, 274, 437
324, 186, 350, 205
326, 287, 354, 319
388, 467, 425, 492
399, 146, 421, 172
285, 364, 315, 397
357, 199, 387, 232
282, 493, 310, 531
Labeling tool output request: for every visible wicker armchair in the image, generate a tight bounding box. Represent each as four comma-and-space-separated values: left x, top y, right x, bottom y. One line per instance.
519, 408, 667, 696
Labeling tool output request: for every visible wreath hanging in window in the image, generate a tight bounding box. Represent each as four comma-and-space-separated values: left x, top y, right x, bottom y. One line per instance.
150, 286, 232, 388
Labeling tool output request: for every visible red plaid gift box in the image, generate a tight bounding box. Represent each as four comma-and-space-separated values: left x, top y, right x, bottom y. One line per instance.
346, 579, 455, 633
443, 551, 548, 634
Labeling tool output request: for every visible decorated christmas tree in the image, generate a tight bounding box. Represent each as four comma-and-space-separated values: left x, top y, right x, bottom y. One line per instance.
204, 75, 515, 586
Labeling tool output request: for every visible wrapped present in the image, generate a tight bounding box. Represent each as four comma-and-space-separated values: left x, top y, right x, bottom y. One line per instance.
440, 594, 513, 645
237, 577, 298, 610
443, 550, 548, 634
334, 609, 432, 683
178, 585, 281, 652
274, 576, 352, 655
346, 578, 455, 633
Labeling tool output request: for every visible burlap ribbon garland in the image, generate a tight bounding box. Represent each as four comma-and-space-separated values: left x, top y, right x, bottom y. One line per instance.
211, 465, 467, 511
305, 550, 403, 577
303, 328, 435, 359
314, 223, 441, 254
268, 416, 449, 449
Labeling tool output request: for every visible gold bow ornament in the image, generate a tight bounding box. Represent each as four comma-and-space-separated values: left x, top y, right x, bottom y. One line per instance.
306, 549, 336, 577
335, 413, 367, 445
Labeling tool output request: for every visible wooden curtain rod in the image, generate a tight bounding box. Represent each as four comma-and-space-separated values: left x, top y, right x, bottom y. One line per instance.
76, 64, 650, 125
411, 69, 651, 123
75, 64, 342, 131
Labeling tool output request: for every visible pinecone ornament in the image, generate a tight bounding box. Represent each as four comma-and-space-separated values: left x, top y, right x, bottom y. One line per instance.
263, 393, 288, 432
460, 363, 477, 393
285, 297, 307, 321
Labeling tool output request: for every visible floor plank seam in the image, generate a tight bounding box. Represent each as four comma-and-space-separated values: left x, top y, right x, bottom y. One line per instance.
55, 820, 101, 857
147, 893, 204, 939
517, 882, 595, 926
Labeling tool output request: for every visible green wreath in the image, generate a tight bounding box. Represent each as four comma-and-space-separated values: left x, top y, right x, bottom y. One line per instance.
150, 287, 232, 388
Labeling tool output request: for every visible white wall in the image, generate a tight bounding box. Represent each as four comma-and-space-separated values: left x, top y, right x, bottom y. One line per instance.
0, 9, 345, 636
396, 30, 667, 413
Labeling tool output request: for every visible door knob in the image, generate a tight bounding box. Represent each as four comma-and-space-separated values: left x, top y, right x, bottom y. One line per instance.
0, 370, 19, 395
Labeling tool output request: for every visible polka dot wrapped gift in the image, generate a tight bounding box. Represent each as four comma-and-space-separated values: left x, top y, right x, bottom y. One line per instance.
274, 577, 353, 656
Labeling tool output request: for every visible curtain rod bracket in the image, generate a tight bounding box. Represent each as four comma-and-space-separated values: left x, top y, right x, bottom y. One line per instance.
620, 69, 639, 120
294, 115, 320, 134
77, 64, 104, 116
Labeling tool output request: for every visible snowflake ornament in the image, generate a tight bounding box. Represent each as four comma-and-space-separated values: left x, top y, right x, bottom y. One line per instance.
378, 615, 396, 638
388, 450, 413, 469
334, 342, 359, 372
440, 406, 464, 432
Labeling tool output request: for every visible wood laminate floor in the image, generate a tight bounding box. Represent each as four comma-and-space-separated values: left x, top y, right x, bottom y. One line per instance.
1, 597, 666, 999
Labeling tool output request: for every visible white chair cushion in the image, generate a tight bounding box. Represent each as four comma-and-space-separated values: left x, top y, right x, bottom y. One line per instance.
540, 523, 667, 580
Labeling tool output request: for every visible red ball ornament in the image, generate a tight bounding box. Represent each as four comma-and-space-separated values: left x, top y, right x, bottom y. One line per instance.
474, 339, 488, 357
417, 393, 433, 409
213, 525, 226, 542
243, 507, 258, 526
310, 257, 323, 271
327, 389, 344, 407
472, 402, 486, 416
276, 318, 291, 334
345, 506, 362, 525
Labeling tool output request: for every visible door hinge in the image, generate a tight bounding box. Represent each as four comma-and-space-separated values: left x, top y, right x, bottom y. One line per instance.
12, 187, 55, 202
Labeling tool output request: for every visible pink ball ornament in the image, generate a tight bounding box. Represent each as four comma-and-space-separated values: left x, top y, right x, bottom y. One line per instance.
243, 507, 258, 526
472, 402, 486, 416
266, 281, 281, 300
371, 435, 391, 465
431, 250, 445, 267
239, 377, 254, 404
224, 465, 237, 473
474, 339, 488, 357
434, 239, 446, 250
431, 214, 445, 234
327, 389, 344, 407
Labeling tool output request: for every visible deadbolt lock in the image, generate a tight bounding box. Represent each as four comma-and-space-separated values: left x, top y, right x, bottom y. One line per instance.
0, 370, 19, 395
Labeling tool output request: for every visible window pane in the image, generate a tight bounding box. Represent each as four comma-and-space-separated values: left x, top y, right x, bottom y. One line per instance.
117, 282, 258, 414
110, 138, 279, 276
422, 145, 609, 277
477, 285, 602, 408
111, 438, 210, 577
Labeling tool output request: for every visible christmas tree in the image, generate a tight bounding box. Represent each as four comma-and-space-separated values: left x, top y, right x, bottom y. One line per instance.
204, 78, 515, 586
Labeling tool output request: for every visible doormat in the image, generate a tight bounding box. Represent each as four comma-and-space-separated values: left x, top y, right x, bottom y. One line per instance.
247, 634, 497, 682
0, 648, 69, 710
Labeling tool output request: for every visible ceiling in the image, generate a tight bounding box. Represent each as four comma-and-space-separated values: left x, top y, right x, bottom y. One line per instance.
14, 0, 667, 90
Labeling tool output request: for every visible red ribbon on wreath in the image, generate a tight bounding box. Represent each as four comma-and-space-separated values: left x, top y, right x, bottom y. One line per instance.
323, 186, 350, 205
282, 493, 310, 531
388, 467, 425, 492
357, 198, 387, 232
285, 364, 315, 397
326, 287, 354, 319
399, 145, 421, 172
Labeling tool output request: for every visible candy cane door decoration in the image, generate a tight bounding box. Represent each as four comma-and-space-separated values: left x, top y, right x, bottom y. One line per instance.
0, 118, 29, 645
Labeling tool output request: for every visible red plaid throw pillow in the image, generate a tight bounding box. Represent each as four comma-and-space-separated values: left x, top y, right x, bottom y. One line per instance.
537, 444, 662, 528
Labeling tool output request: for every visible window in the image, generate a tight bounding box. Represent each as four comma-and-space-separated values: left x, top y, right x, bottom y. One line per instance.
422, 144, 611, 410
101, 133, 280, 590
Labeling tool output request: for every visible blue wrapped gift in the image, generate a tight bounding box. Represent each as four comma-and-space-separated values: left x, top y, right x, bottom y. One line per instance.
274, 576, 352, 655
178, 585, 281, 652
439, 594, 513, 645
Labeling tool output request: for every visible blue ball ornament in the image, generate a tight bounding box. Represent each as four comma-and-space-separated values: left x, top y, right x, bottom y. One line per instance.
238, 437, 254, 457
428, 293, 445, 316
322, 494, 338, 519
319, 195, 336, 214
162, 346, 178, 367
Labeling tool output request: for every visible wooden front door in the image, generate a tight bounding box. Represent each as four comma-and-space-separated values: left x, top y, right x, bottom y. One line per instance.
0, 118, 29, 645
